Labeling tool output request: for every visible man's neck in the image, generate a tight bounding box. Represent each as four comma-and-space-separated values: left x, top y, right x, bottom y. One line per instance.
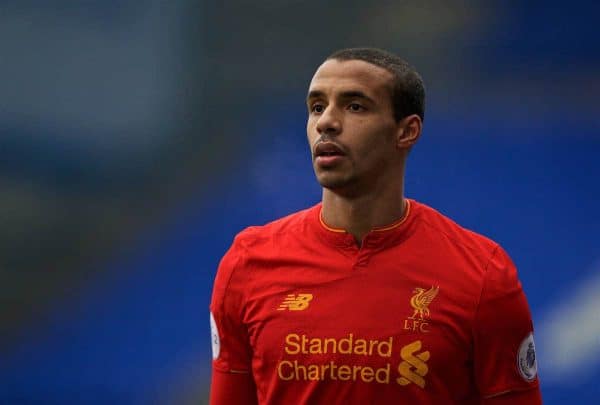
320, 186, 406, 246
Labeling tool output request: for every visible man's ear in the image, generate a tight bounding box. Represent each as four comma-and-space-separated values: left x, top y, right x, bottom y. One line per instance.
396, 114, 422, 149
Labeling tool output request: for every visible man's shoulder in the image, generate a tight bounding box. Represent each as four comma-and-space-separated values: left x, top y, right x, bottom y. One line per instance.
412, 200, 499, 255
232, 204, 319, 250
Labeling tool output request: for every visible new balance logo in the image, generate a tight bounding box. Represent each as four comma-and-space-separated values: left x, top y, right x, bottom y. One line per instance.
277, 293, 313, 311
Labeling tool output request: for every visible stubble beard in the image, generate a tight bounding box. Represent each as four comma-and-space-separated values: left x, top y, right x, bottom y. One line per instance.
315, 167, 363, 197
318, 176, 353, 190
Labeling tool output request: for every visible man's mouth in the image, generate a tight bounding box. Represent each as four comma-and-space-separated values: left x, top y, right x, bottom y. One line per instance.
314, 142, 346, 167
314, 142, 345, 158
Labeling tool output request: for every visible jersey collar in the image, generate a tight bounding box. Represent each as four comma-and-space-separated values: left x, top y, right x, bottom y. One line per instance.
311, 199, 416, 249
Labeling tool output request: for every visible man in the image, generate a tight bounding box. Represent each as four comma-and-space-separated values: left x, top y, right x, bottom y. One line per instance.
209, 48, 541, 404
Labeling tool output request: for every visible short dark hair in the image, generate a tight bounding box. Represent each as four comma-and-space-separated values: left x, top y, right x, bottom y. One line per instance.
327, 48, 425, 122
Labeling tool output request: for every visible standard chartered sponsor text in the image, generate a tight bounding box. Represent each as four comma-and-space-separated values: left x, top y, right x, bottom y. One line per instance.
278, 333, 429, 386
278, 360, 391, 383
285, 333, 392, 357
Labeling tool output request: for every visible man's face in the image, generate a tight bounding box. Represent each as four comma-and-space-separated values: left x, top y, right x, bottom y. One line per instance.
306, 59, 402, 195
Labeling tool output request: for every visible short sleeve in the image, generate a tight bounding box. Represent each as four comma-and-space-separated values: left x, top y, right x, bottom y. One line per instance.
473, 245, 540, 398
210, 238, 253, 373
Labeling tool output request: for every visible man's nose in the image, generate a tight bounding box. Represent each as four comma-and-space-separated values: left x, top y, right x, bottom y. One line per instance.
316, 106, 342, 135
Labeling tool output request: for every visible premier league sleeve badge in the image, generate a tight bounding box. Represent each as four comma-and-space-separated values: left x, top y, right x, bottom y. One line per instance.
518, 332, 538, 381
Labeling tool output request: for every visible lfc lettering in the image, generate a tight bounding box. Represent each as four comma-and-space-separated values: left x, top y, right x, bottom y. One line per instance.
403, 319, 430, 333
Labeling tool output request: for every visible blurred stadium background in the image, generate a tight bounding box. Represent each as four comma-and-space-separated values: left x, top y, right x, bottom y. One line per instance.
1, 1, 598, 403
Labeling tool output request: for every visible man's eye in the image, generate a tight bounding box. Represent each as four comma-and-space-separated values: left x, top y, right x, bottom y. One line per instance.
348, 103, 364, 112
311, 104, 325, 113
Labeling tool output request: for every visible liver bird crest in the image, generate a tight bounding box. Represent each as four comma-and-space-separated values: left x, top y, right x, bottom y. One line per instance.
409, 286, 439, 319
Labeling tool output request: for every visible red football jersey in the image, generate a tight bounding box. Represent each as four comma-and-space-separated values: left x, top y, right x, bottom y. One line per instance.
210, 200, 540, 404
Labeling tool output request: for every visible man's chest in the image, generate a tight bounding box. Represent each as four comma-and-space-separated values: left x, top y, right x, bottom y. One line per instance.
242, 250, 481, 393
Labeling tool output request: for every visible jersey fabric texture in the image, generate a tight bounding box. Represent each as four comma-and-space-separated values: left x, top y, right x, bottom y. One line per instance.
210, 199, 540, 404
